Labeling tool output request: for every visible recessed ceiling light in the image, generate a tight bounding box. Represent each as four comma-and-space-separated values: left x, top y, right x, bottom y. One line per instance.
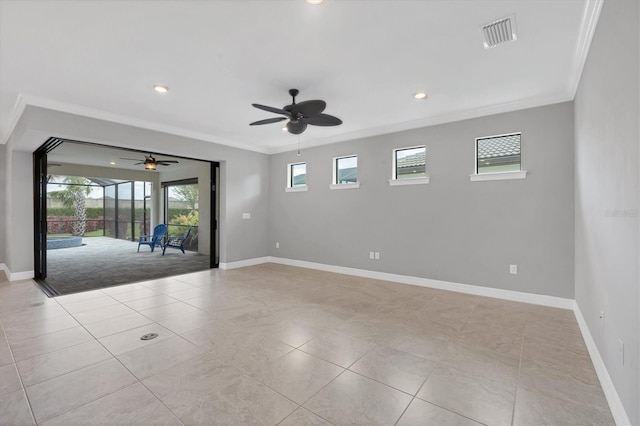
413, 92, 427, 100
153, 84, 169, 94
307, 0, 324, 4
109, 161, 116, 165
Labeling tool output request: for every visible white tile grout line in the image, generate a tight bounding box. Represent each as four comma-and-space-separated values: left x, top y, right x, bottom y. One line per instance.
52, 281, 308, 425
0, 320, 38, 426
291, 339, 486, 426
510, 319, 527, 426
402, 340, 492, 426
275, 406, 337, 426
51, 294, 187, 426
4, 279, 245, 423
8, 266, 616, 425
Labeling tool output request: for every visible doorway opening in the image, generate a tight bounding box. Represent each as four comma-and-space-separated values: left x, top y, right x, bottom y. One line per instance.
33, 137, 220, 296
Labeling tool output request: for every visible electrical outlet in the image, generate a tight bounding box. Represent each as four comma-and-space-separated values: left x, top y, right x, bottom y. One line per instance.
242, 212, 251, 219
618, 338, 624, 365
375, 252, 380, 260
509, 264, 517, 274
369, 251, 374, 260
275, 242, 279, 249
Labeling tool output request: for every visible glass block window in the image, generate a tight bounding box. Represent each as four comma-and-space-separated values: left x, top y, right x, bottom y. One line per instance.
334, 156, 358, 184
288, 162, 307, 188
394, 146, 426, 180
476, 133, 521, 174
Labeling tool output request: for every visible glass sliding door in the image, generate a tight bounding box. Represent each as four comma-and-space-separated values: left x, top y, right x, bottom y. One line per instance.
134, 182, 152, 240
163, 179, 199, 252
116, 182, 133, 240
104, 184, 117, 238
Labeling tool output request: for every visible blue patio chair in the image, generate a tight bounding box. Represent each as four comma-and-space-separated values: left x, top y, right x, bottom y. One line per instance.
162, 226, 192, 255
137, 224, 167, 253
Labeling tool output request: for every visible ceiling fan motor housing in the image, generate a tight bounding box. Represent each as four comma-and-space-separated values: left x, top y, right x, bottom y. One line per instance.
249, 89, 342, 134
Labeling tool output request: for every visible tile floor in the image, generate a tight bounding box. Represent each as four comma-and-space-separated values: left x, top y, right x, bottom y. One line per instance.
0, 264, 614, 425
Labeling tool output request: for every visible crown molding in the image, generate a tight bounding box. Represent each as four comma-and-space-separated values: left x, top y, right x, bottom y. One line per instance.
569, 0, 604, 98
1, 94, 27, 145
1, 94, 270, 154
4, 87, 577, 156
268, 92, 574, 154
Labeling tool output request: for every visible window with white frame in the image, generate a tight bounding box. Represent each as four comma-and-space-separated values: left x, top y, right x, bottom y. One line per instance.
287, 162, 307, 189
393, 146, 426, 180
476, 133, 521, 174
333, 155, 358, 185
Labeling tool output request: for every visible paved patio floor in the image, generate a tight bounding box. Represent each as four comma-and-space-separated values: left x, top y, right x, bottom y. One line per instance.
45, 237, 210, 295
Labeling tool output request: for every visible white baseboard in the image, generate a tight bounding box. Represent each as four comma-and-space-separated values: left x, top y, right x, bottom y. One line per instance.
0, 263, 34, 281
573, 302, 631, 426
268, 256, 574, 309
10, 271, 34, 281
219, 256, 271, 270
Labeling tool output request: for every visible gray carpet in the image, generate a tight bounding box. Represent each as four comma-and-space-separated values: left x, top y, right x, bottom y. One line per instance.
45, 237, 210, 295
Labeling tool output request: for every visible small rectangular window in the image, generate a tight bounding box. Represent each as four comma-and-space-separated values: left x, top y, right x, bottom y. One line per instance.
476, 133, 521, 174
288, 162, 307, 188
394, 146, 426, 180
334, 155, 358, 185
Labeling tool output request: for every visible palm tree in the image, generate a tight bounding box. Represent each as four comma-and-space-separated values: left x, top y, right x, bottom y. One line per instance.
49, 176, 91, 236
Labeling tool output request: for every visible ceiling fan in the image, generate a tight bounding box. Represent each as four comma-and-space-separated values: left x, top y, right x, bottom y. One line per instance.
250, 89, 342, 135
120, 154, 178, 171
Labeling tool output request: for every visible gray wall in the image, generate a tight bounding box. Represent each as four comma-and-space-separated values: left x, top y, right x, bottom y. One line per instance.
269, 102, 575, 298
574, 0, 639, 423
4, 150, 34, 273
3, 105, 270, 274
0, 144, 6, 265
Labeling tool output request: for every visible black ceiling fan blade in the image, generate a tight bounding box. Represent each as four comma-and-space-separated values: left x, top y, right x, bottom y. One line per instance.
305, 113, 343, 126
289, 100, 326, 117
133, 162, 144, 165
286, 121, 307, 135
250, 117, 287, 126
156, 160, 179, 163
252, 104, 291, 116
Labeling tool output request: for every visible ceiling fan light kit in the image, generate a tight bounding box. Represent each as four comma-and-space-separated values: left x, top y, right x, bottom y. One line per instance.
120, 154, 179, 171
250, 89, 342, 135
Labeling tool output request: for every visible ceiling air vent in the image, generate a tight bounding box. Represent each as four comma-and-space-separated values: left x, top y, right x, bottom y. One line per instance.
482, 15, 517, 49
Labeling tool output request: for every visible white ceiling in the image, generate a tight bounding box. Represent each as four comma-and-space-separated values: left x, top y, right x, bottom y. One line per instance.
0, 0, 599, 154
47, 141, 204, 172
